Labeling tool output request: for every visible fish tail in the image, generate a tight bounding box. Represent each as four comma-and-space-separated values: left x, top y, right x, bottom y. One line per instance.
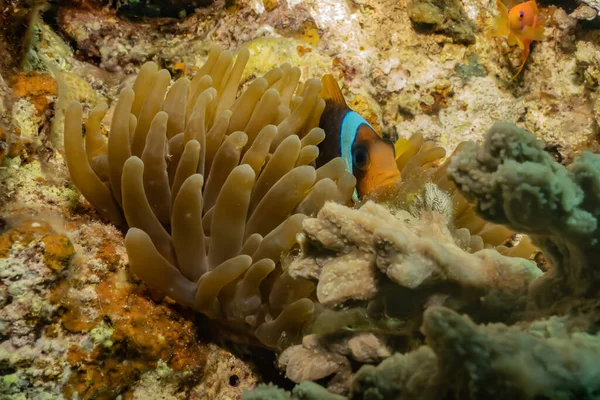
511, 44, 531, 80
320, 74, 347, 107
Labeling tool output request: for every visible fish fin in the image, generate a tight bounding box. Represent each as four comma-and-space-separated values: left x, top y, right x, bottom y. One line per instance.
507, 32, 521, 48
510, 32, 525, 49
529, 0, 539, 15
488, 16, 510, 37
320, 74, 347, 107
532, 14, 546, 40
496, 0, 509, 17
523, 23, 544, 41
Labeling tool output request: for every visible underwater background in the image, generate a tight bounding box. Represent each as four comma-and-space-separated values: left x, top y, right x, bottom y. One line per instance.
1, 0, 600, 398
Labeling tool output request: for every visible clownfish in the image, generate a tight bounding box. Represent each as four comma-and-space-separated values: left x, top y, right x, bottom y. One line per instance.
489, 0, 546, 79
317, 75, 400, 202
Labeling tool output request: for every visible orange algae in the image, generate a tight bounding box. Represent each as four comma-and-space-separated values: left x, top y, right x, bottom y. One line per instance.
41, 234, 75, 272
61, 273, 208, 398
11, 72, 58, 114
64, 346, 151, 400
419, 85, 453, 115
296, 45, 313, 57
170, 62, 199, 79
51, 241, 208, 399
0, 219, 73, 271
95, 241, 121, 269
263, 0, 279, 12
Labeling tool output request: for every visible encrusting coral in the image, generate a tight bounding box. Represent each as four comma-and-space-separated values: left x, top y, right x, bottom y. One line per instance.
62, 44, 356, 349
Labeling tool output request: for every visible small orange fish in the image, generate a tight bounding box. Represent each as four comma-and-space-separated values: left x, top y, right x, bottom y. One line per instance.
489, 0, 546, 79
318, 75, 400, 201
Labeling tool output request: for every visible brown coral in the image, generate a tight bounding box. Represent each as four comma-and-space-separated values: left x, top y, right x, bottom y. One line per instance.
63, 45, 355, 349
280, 200, 541, 391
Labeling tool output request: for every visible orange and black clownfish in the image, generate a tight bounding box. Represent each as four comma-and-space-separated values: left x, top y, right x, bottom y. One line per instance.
317, 74, 400, 202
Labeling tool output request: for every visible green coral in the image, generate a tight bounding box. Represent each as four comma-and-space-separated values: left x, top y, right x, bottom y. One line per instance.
244, 383, 292, 400
244, 382, 346, 400
422, 307, 600, 400
448, 122, 600, 307
351, 346, 439, 400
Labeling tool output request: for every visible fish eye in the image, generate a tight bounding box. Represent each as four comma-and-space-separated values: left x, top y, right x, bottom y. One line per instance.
353, 146, 369, 170
519, 10, 524, 18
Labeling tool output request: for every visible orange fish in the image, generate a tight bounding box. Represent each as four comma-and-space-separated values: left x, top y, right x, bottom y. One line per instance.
317, 75, 400, 202
489, 0, 546, 79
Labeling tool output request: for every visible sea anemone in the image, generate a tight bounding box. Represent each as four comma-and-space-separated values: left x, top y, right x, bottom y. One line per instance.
63, 45, 355, 349
389, 133, 537, 259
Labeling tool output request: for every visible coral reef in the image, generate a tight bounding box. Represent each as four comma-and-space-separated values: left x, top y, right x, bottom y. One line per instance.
290, 201, 540, 309
248, 307, 600, 400
351, 307, 600, 400
3, 0, 600, 398
0, 212, 258, 398
382, 131, 538, 260
47, 0, 600, 161
245, 381, 347, 400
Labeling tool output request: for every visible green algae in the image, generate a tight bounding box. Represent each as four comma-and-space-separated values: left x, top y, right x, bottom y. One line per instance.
89, 321, 115, 349
455, 53, 487, 83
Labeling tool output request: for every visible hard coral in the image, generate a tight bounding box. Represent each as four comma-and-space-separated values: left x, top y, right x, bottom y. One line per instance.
422, 307, 600, 400
448, 122, 600, 307
63, 45, 355, 349
290, 201, 540, 315
350, 346, 439, 400
281, 200, 541, 391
